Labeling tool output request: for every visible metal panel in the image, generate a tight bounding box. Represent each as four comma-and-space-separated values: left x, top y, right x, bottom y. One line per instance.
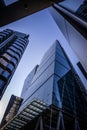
1, 99, 47, 130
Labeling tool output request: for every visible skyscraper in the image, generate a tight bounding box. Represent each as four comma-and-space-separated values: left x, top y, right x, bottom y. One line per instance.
0, 29, 29, 99
20, 65, 39, 99
1, 40, 87, 130
49, 0, 87, 89
0, 95, 23, 128
76, 0, 87, 22
0, 1, 87, 81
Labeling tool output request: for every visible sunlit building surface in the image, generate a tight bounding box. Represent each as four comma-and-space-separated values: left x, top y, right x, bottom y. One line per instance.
0, 29, 29, 99
20, 65, 39, 99
1, 40, 87, 130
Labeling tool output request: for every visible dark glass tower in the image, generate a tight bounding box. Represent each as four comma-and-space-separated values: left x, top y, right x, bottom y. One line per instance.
0, 29, 29, 99
51, 0, 87, 38
1, 40, 87, 130
76, 0, 87, 22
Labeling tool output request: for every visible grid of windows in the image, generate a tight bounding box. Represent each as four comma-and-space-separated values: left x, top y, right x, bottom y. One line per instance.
9, 47, 22, 57
6, 49, 20, 60
1, 95, 23, 127
14, 42, 25, 49
0, 29, 29, 99
0, 29, 13, 43
58, 70, 87, 123
2, 53, 17, 66
76, 0, 87, 22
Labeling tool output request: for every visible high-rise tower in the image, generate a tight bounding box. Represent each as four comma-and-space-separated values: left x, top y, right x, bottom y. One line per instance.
49, 0, 87, 89
0, 95, 23, 128
1, 40, 87, 130
0, 29, 29, 99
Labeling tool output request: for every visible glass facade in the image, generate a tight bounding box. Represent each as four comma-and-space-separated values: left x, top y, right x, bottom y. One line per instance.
57, 70, 87, 129
19, 42, 58, 112
49, 2, 87, 90
21, 65, 39, 99
0, 29, 29, 99
19, 40, 87, 129
0, 29, 13, 44
76, 0, 87, 22
1, 40, 87, 130
51, 41, 87, 129
77, 62, 87, 79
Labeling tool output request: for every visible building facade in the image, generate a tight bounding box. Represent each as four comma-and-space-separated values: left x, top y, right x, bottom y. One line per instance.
49, 0, 87, 90
20, 65, 39, 99
0, 95, 23, 128
0, 29, 29, 99
76, 0, 87, 22
1, 40, 87, 130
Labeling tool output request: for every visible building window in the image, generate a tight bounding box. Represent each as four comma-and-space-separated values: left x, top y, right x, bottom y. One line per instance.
11, 47, 22, 55
7, 63, 15, 72
0, 80, 5, 92
11, 58, 17, 65
0, 35, 4, 42
0, 67, 4, 74
0, 58, 8, 67
58, 70, 87, 119
2, 71, 10, 79
14, 42, 25, 50
7, 49, 15, 56
77, 62, 87, 79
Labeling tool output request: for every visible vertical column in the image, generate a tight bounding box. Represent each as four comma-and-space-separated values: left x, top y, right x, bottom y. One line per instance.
35, 116, 43, 130
56, 111, 65, 130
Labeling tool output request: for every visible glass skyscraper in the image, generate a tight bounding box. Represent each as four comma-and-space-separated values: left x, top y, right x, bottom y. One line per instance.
76, 0, 87, 22
1, 40, 87, 130
49, 0, 87, 90
0, 29, 29, 99
0, 1, 87, 129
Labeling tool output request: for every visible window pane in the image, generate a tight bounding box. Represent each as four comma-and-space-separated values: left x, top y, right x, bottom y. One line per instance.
7, 63, 14, 71
2, 70, 10, 79
0, 80, 5, 89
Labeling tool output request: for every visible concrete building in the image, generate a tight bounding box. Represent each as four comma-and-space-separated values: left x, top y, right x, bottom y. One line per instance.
0, 29, 29, 99
0, 95, 22, 128
1, 40, 87, 130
